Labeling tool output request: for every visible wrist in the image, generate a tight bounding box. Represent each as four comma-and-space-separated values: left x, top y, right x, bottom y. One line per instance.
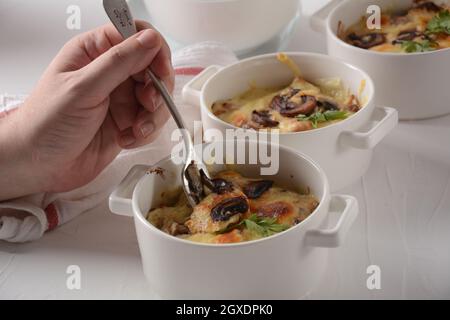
0, 106, 47, 200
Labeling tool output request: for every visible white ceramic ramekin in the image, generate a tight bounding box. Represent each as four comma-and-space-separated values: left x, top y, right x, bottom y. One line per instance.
142, 0, 300, 54
182, 52, 398, 191
311, 0, 450, 120
109, 140, 358, 299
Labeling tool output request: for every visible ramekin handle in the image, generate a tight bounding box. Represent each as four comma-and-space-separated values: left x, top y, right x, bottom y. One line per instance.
340, 106, 398, 150
109, 165, 148, 217
310, 0, 342, 33
182, 65, 222, 107
305, 194, 358, 248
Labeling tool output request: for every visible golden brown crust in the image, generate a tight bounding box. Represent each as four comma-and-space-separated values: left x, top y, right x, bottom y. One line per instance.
185, 189, 248, 234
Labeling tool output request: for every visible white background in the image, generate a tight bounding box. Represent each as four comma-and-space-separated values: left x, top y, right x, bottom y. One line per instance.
0, 0, 449, 299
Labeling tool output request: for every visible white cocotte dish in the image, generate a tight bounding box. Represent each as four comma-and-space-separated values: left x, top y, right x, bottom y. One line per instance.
142, 0, 300, 54
310, 0, 450, 120
109, 140, 358, 299
182, 52, 398, 191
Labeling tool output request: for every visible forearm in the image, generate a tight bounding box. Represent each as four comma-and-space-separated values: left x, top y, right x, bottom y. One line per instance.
0, 107, 44, 201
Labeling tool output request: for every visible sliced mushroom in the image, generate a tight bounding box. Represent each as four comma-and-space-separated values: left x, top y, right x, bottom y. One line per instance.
270, 95, 287, 112
270, 88, 300, 111
200, 169, 233, 194
317, 100, 339, 111
243, 180, 274, 199
211, 179, 234, 194
271, 94, 317, 117
285, 96, 317, 117
347, 32, 386, 49
413, 1, 442, 12
251, 110, 279, 128
393, 30, 420, 44
210, 196, 249, 222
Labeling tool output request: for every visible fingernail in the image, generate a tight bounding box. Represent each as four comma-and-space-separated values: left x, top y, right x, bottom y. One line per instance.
136, 29, 159, 49
120, 133, 136, 147
140, 121, 155, 138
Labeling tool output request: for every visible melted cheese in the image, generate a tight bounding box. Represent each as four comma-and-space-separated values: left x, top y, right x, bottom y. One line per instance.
147, 171, 319, 244
211, 75, 361, 133
277, 52, 302, 77
185, 189, 246, 234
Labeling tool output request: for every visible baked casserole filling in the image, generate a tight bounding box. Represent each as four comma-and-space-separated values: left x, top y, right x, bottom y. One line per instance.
210, 53, 364, 133
340, 0, 450, 53
147, 171, 319, 244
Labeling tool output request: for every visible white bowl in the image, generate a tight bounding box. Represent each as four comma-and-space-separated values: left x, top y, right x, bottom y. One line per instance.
182, 52, 398, 191
142, 0, 300, 54
109, 140, 358, 299
311, 0, 450, 120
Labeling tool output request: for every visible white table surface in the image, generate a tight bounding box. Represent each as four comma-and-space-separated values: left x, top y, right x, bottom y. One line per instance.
1, 0, 449, 300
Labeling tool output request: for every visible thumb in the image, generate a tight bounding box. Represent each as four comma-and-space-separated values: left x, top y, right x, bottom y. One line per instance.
78, 29, 162, 96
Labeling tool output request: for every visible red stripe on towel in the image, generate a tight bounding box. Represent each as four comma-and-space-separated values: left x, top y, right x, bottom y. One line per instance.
174, 67, 204, 76
44, 203, 59, 231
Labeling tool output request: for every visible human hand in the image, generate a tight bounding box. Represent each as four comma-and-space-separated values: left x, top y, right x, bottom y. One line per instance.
0, 21, 174, 200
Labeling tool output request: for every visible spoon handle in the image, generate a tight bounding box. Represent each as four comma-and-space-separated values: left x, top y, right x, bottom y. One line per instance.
103, 0, 191, 133
103, 0, 137, 39
145, 69, 188, 132
103, 0, 209, 208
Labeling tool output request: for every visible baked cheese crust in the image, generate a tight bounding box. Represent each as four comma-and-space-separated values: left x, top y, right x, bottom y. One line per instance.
147, 171, 319, 244
211, 76, 362, 133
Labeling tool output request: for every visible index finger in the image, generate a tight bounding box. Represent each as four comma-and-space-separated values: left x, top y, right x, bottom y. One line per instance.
135, 20, 174, 93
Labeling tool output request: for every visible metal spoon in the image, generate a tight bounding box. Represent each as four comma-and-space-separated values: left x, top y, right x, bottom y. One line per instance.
103, 0, 211, 207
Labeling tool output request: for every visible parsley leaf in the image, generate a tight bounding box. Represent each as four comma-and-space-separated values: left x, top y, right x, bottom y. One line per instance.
400, 39, 438, 53
297, 110, 349, 128
243, 214, 289, 236
426, 10, 450, 35
217, 214, 289, 236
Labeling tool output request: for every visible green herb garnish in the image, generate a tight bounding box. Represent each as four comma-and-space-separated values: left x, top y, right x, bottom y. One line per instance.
219, 214, 288, 236
243, 214, 289, 237
426, 10, 450, 35
297, 110, 349, 128
400, 39, 438, 53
